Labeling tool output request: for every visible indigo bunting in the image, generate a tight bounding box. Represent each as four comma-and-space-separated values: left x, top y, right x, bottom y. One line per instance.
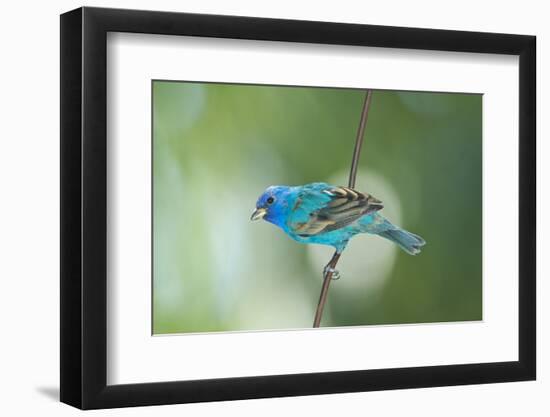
251, 183, 425, 276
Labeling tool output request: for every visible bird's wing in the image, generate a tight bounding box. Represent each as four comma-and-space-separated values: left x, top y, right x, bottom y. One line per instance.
288, 184, 384, 236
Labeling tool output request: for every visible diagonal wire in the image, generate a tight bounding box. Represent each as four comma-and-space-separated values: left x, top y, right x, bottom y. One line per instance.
313, 90, 373, 328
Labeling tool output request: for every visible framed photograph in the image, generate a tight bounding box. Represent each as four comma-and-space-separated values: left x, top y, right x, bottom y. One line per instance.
60, 6, 536, 409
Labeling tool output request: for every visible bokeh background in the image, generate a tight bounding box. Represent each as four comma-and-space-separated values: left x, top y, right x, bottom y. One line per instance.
152, 80, 482, 334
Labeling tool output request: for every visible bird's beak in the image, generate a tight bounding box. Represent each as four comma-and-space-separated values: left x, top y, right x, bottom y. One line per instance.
250, 208, 267, 221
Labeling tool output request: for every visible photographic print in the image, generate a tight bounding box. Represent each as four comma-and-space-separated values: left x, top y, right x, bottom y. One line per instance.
61, 8, 536, 407
152, 80, 482, 334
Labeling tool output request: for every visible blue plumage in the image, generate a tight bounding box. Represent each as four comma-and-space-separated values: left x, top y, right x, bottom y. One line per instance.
251, 182, 425, 255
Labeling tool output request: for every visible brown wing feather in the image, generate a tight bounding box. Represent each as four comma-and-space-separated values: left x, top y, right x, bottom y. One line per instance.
295, 186, 383, 236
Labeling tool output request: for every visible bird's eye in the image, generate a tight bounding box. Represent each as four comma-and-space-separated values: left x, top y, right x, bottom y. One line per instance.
266, 196, 275, 205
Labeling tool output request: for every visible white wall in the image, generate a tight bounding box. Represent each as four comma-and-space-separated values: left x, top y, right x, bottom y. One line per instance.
0, 0, 545, 415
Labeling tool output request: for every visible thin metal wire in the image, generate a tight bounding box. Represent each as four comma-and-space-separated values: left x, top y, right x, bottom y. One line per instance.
348, 91, 373, 189
312, 90, 373, 328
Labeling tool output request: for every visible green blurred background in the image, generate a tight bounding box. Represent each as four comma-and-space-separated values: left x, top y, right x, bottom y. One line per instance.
152, 80, 482, 334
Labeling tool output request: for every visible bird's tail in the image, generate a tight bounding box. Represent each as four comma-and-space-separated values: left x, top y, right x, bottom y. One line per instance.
378, 227, 426, 255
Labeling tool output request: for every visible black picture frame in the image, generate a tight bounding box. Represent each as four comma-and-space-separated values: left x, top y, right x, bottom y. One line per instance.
60, 6, 536, 410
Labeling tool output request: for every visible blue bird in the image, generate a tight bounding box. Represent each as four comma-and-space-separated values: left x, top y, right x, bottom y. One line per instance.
251, 182, 425, 277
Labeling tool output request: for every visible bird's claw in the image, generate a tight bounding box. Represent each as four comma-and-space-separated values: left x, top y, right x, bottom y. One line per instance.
323, 266, 341, 280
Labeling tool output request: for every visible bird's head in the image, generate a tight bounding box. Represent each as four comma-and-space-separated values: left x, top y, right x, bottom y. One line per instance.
251, 185, 291, 228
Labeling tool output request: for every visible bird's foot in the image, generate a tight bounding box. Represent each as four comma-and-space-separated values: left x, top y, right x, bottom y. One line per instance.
323, 266, 341, 280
